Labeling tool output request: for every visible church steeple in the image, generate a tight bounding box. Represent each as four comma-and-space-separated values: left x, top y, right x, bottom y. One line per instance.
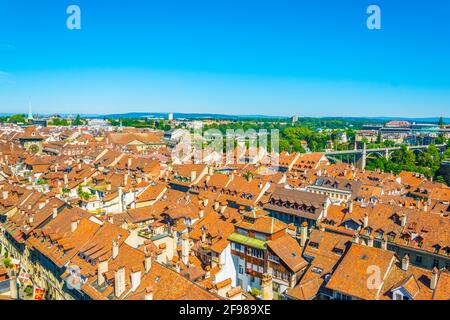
27, 102, 33, 122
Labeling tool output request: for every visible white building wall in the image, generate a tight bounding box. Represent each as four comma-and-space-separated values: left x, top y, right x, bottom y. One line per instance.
214, 244, 237, 287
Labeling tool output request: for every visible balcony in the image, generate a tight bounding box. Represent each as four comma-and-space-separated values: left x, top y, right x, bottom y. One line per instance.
228, 233, 266, 250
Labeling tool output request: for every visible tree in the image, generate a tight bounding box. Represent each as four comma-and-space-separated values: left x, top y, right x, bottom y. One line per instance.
51, 117, 68, 126
416, 145, 442, 178
243, 171, 254, 182
2, 257, 12, 268
77, 187, 91, 200
435, 176, 446, 184
435, 135, 445, 145
443, 148, 450, 160
73, 114, 82, 126
8, 114, 26, 123
278, 139, 291, 152
382, 140, 395, 148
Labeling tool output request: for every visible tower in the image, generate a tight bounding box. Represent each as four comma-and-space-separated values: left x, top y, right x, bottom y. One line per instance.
27, 102, 34, 123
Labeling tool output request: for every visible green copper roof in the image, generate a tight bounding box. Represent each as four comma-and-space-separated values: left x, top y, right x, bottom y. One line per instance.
228, 232, 266, 250
27, 103, 33, 120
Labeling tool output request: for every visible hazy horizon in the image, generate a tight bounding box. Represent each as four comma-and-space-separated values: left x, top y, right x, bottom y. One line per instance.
1, 0, 449, 117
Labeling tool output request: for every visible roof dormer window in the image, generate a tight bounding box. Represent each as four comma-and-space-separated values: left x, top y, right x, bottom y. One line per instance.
309, 242, 319, 249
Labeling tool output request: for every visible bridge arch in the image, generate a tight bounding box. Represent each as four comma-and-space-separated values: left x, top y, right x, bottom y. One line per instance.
366, 151, 386, 159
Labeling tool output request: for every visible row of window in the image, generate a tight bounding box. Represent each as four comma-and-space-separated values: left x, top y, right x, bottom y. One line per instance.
269, 267, 290, 281
246, 262, 264, 274
309, 188, 350, 200
236, 229, 267, 241
231, 242, 265, 259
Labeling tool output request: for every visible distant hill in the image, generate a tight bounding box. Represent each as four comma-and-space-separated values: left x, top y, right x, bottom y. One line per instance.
91, 113, 450, 123
1, 111, 448, 124
92, 112, 290, 120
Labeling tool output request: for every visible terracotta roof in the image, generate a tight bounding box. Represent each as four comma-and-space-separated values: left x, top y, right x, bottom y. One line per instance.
267, 235, 307, 272
326, 244, 396, 300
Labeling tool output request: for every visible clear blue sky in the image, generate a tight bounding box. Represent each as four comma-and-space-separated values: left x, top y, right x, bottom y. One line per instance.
0, 0, 449, 117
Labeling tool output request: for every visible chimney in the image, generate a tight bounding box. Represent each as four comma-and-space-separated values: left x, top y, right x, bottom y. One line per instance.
300, 222, 308, 247
124, 174, 128, 186
112, 239, 119, 259
97, 257, 108, 286
172, 231, 178, 252
261, 273, 273, 300
400, 214, 407, 227
2, 190, 8, 200
204, 267, 211, 279
130, 266, 141, 292
118, 187, 124, 212
201, 228, 207, 243
368, 235, 374, 247
144, 286, 153, 300
181, 235, 190, 265
214, 201, 220, 212
190, 170, 197, 182
363, 213, 369, 228
348, 201, 353, 213
208, 166, 214, 175
323, 200, 329, 218
382, 236, 388, 250
401, 254, 410, 271
203, 198, 209, 207
198, 208, 204, 219
353, 233, 360, 244
144, 253, 152, 274
107, 214, 114, 224
29, 216, 34, 224
430, 267, 439, 290
64, 173, 68, 185
52, 205, 58, 219
220, 203, 227, 214
114, 266, 126, 298
71, 218, 78, 232
127, 157, 132, 169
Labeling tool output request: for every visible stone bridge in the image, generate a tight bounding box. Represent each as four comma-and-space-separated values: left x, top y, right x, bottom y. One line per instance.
325, 144, 447, 170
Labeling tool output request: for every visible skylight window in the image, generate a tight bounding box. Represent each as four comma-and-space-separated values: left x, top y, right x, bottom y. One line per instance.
311, 267, 323, 274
